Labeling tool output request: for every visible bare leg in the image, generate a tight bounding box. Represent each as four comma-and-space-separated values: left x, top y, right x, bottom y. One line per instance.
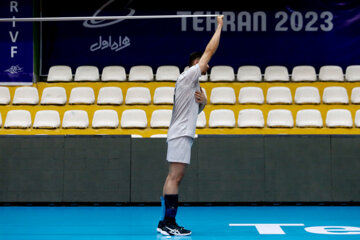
163, 162, 187, 195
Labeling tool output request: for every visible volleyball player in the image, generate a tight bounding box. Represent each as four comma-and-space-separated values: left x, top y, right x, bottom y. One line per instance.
157, 15, 224, 236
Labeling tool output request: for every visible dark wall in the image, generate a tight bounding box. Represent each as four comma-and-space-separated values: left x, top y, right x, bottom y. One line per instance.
0, 135, 359, 203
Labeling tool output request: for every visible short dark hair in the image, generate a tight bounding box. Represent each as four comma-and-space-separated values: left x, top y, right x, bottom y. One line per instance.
188, 51, 203, 67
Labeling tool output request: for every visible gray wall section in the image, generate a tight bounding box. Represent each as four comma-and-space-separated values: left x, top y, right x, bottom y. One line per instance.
0, 135, 359, 203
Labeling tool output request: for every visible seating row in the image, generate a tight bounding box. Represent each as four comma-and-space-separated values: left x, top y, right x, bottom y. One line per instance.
2, 86, 360, 105
0, 109, 358, 129
47, 65, 360, 82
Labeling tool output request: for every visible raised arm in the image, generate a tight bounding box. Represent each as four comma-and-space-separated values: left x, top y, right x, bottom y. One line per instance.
198, 15, 224, 73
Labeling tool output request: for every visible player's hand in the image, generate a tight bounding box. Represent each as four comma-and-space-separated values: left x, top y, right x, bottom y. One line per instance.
217, 15, 224, 27
195, 88, 207, 104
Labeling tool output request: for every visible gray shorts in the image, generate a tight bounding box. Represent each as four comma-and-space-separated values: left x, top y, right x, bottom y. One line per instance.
166, 136, 194, 164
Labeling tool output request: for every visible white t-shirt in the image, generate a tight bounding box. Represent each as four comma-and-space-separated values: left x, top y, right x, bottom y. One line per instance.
167, 64, 202, 141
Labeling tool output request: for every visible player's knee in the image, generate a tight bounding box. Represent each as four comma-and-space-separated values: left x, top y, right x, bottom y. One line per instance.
168, 171, 184, 184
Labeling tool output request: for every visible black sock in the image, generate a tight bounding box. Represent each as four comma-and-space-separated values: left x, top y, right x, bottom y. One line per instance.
164, 194, 178, 223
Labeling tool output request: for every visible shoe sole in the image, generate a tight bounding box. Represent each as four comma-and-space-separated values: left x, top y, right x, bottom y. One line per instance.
158, 229, 192, 236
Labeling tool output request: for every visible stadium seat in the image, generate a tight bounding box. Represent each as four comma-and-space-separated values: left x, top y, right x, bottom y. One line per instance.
294, 87, 321, 104
323, 87, 349, 104
153, 87, 174, 105
345, 65, 360, 81
238, 87, 264, 104
74, 66, 100, 81
128, 65, 154, 81
266, 87, 292, 104
238, 109, 264, 128
296, 109, 323, 128
33, 110, 61, 129
237, 66, 262, 82
209, 66, 235, 82
0, 112, 2, 127
101, 66, 126, 81
4, 110, 31, 128
155, 65, 180, 81
62, 110, 89, 128
354, 110, 360, 127
210, 87, 236, 104
326, 109, 352, 128
125, 87, 151, 105
92, 110, 119, 128
12, 87, 39, 105
40, 87, 67, 105
264, 66, 289, 82
351, 87, 360, 104
69, 87, 95, 104
47, 65, 72, 82
150, 109, 172, 128
121, 109, 147, 128
196, 111, 206, 128
319, 65, 344, 81
267, 109, 294, 128
209, 109, 235, 128
0, 87, 10, 105
97, 87, 123, 105
131, 134, 143, 138
150, 134, 167, 138
291, 66, 317, 82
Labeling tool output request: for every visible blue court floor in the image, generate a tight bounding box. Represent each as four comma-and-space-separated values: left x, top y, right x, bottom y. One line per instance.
1, 206, 360, 240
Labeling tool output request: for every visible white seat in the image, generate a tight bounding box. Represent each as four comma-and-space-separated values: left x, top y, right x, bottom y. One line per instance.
291, 66, 317, 82
33, 110, 61, 129
156, 66, 180, 81
74, 66, 100, 81
4, 110, 31, 128
354, 110, 360, 127
264, 66, 289, 82
294, 87, 321, 104
0, 112, 2, 127
267, 109, 294, 128
209, 66, 235, 82
319, 65, 344, 81
351, 87, 360, 104
196, 111, 206, 128
237, 66, 262, 82
296, 109, 323, 128
125, 87, 151, 105
326, 109, 352, 128
323, 87, 349, 104
266, 87, 292, 104
121, 109, 147, 128
0, 87, 10, 105
346, 65, 360, 82
153, 87, 174, 104
131, 134, 143, 138
209, 109, 235, 128
92, 110, 119, 128
101, 66, 126, 81
210, 87, 236, 104
184, 66, 208, 81
150, 109, 172, 128
238, 87, 264, 104
69, 87, 95, 104
150, 134, 168, 138
47, 65, 72, 82
97, 87, 123, 105
40, 87, 67, 105
62, 110, 89, 129
12, 87, 39, 105
128, 65, 153, 81
238, 109, 264, 128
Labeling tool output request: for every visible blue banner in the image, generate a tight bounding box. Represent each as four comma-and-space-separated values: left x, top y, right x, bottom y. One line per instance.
0, 0, 33, 85
40, 0, 360, 75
